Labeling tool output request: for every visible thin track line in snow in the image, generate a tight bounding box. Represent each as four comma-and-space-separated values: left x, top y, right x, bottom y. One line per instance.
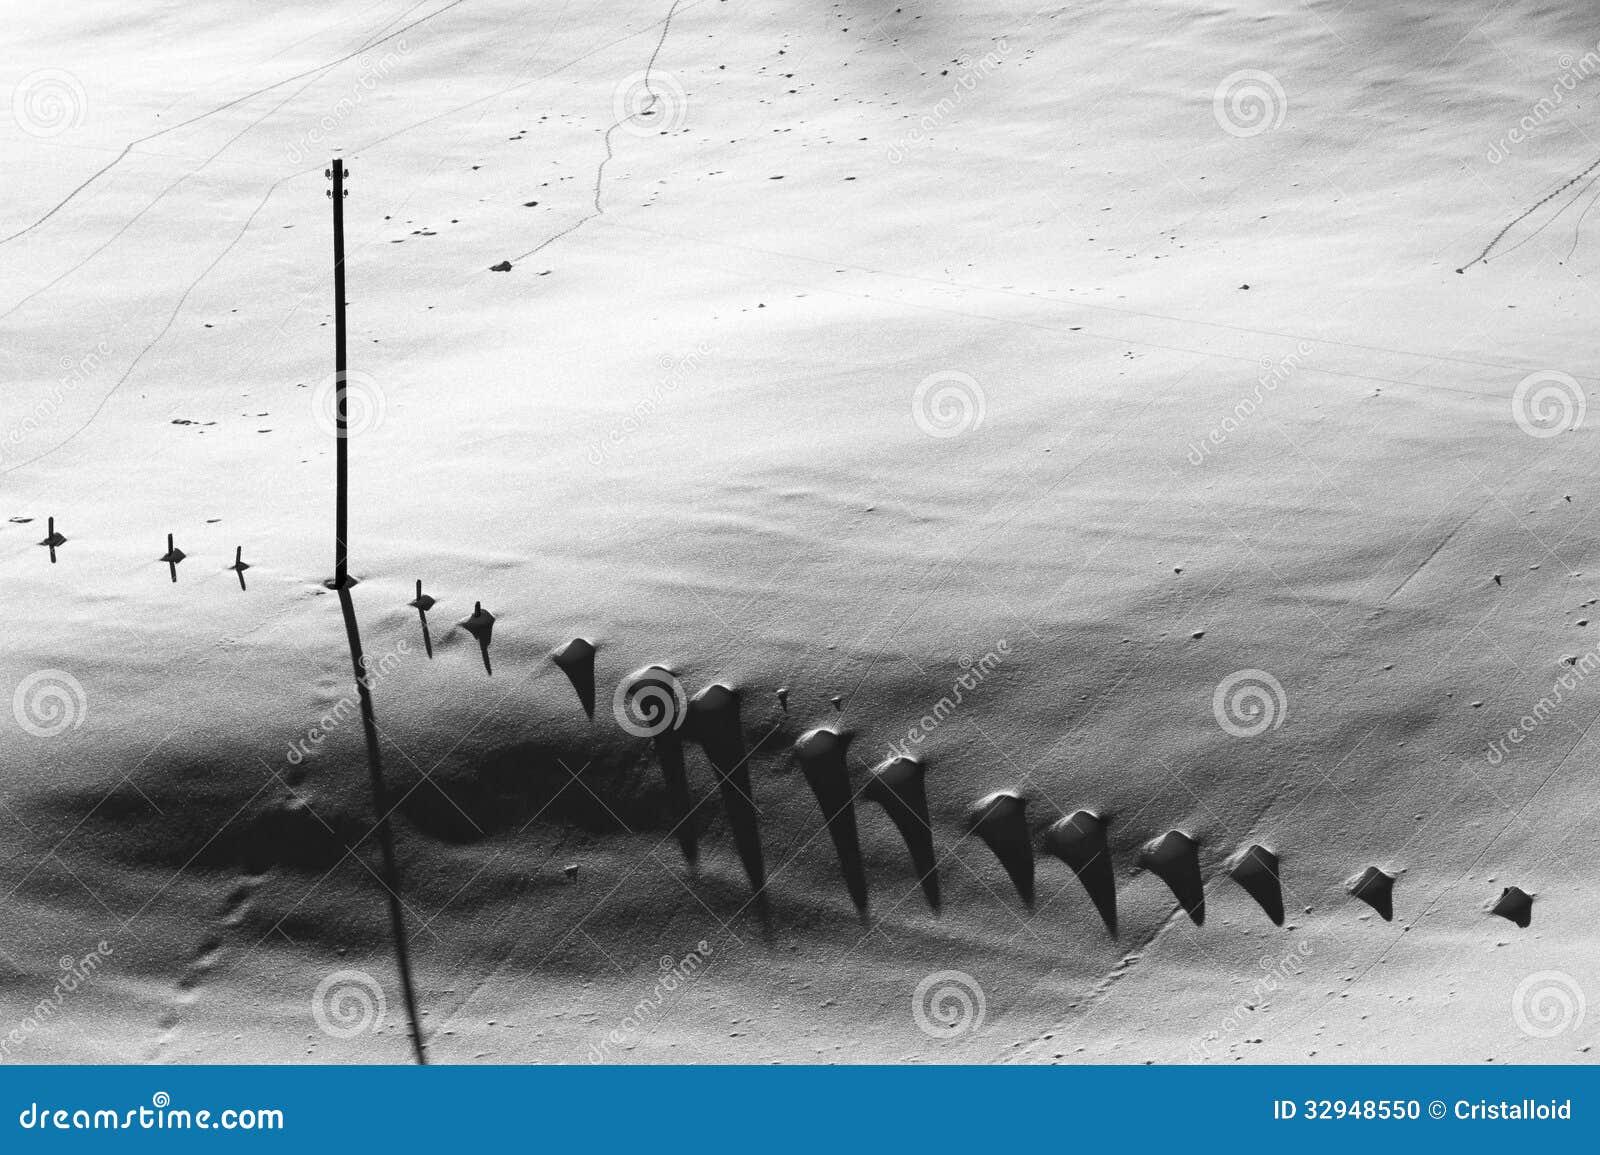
0, 0, 467, 248
3, 2, 589, 477
1484, 171, 1600, 265
0, 183, 281, 477
511, 0, 684, 262
1457, 152, 1600, 273
1565, 180, 1600, 261
0, 69, 331, 325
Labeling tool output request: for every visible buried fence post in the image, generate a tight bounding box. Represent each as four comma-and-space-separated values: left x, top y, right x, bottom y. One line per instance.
326, 157, 427, 1065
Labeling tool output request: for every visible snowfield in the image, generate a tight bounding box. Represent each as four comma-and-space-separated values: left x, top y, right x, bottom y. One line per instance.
2, 0, 1598, 1063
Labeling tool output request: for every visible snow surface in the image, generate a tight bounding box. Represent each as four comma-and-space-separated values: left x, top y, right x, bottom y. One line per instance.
2, 0, 1598, 1062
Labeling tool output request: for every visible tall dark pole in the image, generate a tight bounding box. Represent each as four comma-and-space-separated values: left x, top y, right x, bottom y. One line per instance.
328, 157, 427, 1064
332, 158, 349, 585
